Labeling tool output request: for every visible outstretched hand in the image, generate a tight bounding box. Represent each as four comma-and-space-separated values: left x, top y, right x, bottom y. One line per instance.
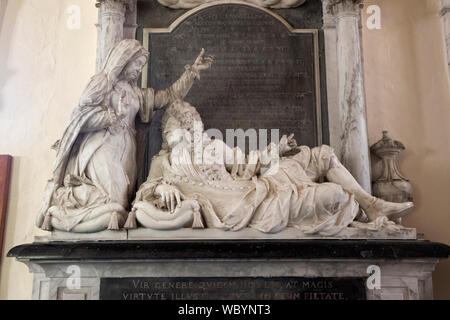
192, 48, 214, 72
279, 133, 298, 156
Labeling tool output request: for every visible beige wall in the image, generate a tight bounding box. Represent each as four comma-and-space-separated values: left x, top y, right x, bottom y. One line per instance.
0, 0, 448, 299
362, 0, 450, 299
0, 0, 97, 299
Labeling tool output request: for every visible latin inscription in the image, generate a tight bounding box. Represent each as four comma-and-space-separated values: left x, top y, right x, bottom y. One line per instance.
145, 4, 320, 152
100, 277, 366, 300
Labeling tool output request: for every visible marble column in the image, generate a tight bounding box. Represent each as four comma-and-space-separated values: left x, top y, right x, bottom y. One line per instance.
124, 0, 138, 40
440, 0, 450, 81
95, 0, 137, 71
327, 0, 371, 193
321, 0, 340, 158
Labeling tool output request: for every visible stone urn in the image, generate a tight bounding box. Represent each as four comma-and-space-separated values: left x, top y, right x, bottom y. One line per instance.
370, 131, 413, 203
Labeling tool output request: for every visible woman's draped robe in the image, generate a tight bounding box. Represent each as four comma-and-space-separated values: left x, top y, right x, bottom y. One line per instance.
38, 68, 199, 232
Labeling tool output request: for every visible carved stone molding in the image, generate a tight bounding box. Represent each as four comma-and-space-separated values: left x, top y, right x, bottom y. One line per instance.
441, 0, 450, 14
95, 0, 137, 70
322, 0, 337, 28
440, 0, 450, 79
157, 0, 306, 9
327, 0, 362, 16
96, 0, 135, 12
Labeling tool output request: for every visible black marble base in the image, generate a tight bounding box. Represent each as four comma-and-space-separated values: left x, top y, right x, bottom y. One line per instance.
8, 240, 450, 262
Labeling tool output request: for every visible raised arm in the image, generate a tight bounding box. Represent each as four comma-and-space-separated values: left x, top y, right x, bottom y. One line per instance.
154, 66, 200, 110
138, 74, 197, 123
139, 49, 213, 120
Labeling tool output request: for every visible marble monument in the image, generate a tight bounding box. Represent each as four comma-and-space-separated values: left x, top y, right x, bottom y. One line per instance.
130, 100, 413, 234
7, 0, 449, 301
36, 40, 212, 233
34, 37, 412, 236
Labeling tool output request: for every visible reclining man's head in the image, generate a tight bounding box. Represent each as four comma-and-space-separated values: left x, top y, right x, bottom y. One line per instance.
162, 100, 204, 150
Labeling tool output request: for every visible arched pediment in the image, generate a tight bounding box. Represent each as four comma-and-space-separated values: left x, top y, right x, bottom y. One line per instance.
157, 0, 307, 10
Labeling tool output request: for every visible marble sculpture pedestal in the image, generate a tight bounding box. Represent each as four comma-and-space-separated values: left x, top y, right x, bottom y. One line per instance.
8, 239, 450, 300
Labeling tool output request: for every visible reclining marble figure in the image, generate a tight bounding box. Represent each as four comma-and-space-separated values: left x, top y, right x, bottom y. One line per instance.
35, 39, 213, 233
129, 100, 414, 235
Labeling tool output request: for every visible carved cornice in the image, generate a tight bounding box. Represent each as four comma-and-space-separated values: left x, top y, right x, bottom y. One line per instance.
440, 0, 450, 15
95, 0, 135, 12
327, 0, 362, 15
157, 0, 306, 9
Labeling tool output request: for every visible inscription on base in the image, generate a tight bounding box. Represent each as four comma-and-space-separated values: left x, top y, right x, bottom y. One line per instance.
100, 277, 366, 300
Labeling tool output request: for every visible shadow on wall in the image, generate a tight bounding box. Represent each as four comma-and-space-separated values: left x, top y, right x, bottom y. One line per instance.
0, 0, 22, 111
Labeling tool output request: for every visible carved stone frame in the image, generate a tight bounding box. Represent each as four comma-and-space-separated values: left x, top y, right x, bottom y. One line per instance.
141, 1, 324, 145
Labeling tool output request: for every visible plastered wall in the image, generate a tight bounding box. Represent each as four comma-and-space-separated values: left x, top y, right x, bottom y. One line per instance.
0, 0, 97, 299
362, 0, 450, 300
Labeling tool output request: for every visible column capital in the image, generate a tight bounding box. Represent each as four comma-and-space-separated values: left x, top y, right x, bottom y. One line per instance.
95, 0, 135, 13
441, 0, 450, 16
326, 0, 362, 16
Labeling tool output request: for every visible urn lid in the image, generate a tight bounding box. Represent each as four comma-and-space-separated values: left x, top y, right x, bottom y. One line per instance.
370, 131, 405, 157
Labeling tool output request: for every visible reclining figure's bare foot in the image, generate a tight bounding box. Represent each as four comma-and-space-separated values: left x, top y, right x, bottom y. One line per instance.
364, 198, 414, 222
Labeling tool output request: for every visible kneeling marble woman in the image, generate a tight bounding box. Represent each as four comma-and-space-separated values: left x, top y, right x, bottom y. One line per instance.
130, 100, 413, 235
36, 40, 212, 233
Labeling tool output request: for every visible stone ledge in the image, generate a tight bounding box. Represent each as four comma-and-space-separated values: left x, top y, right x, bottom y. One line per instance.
127, 227, 417, 240
35, 230, 128, 242
8, 239, 450, 261
33, 227, 417, 242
